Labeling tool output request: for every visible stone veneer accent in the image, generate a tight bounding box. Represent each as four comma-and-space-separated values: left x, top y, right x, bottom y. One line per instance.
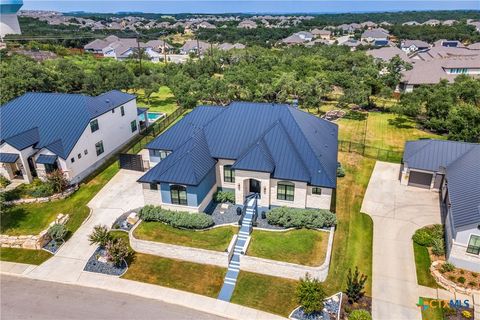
0, 214, 69, 250
430, 260, 480, 296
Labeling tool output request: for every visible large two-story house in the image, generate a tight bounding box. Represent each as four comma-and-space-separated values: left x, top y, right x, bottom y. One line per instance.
401, 140, 480, 272
0, 91, 139, 185
139, 102, 338, 213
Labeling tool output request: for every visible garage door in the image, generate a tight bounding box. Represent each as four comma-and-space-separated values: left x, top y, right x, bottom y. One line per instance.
408, 171, 433, 189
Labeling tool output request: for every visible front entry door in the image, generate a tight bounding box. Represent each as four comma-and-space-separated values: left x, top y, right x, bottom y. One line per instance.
249, 179, 261, 195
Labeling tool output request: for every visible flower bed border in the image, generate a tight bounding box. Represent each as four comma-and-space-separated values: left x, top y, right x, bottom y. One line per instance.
4, 185, 78, 205
430, 261, 480, 295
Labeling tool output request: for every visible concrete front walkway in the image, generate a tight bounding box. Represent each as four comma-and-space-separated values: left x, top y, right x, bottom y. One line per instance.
361, 161, 441, 320
27, 169, 145, 282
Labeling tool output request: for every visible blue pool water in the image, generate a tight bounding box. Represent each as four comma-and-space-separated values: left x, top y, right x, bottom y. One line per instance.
139, 112, 163, 122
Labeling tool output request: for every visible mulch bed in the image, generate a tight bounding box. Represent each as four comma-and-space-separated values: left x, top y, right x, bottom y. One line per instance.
291, 293, 342, 320
443, 306, 474, 320
340, 295, 372, 319
83, 247, 127, 276
434, 261, 480, 290
42, 239, 63, 254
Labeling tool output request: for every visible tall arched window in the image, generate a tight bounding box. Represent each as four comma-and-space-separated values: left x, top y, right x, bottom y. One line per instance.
170, 185, 187, 205
277, 181, 295, 201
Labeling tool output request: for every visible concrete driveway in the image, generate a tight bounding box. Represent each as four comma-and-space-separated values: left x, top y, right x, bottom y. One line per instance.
28, 169, 144, 282
361, 161, 441, 320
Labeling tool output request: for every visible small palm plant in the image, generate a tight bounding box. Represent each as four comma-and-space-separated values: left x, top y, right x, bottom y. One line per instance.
88, 225, 111, 247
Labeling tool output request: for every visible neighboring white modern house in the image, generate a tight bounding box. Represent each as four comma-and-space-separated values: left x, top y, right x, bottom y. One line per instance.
138, 102, 338, 213
400, 39, 430, 55
401, 140, 480, 272
0, 91, 140, 185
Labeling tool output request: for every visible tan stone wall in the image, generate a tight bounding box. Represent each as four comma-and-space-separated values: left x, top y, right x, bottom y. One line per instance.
142, 183, 162, 206
215, 159, 236, 190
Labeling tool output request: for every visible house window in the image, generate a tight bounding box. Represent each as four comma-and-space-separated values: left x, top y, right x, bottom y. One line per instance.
170, 185, 187, 205
121, 106, 125, 116
78, 153, 81, 159
149, 183, 158, 190
45, 163, 58, 174
224, 165, 235, 183
467, 235, 480, 255
71, 157, 75, 163
95, 141, 104, 156
277, 181, 295, 201
84, 149, 88, 155
312, 187, 322, 195
90, 119, 99, 133
131, 120, 138, 132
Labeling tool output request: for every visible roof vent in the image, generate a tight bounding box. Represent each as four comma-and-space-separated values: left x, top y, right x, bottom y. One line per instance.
105, 99, 110, 104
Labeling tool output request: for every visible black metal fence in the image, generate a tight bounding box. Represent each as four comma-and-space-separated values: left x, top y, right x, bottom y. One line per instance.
338, 140, 402, 163
129, 108, 185, 154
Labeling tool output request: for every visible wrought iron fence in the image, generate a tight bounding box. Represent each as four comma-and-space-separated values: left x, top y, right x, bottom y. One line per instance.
338, 140, 403, 163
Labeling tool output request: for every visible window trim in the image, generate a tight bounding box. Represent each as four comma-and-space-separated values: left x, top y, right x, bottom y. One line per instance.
90, 119, 99, 133
277, 181, 295, 201
312, 187, 322, 195
223, 165, 235, 183
466, 234, 480, 255
170, 184, 187, 205
131, 120, 138, 132
95, 140, 104, 156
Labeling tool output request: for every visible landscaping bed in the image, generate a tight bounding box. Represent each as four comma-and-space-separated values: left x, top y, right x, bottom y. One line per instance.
247, 229, 330, 266
432, 261, 480, 292
290, 293, 342, 320
340, 295, 372, 320
412, 224, 445, 288
42, 239, 63, 254
133, 221, 237, 252
84, 246, 128, 276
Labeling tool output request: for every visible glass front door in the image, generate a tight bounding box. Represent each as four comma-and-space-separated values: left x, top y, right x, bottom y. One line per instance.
249, 179, 261, 196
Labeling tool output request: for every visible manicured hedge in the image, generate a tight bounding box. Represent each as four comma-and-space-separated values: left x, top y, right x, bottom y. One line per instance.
138, 205, 214, 229
412, 224, 444, 246
214, 191, 235, 203
266, 207, 337, 229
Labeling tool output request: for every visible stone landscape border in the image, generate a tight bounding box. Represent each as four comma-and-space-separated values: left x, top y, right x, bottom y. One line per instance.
430, 260, 480, 296
4, 186, 78, 205
129, 220, 335, 280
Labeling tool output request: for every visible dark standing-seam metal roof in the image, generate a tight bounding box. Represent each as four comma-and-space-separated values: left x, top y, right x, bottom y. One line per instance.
36, 154, 58, 165
403, 140, 477, 172
0, 91, 135, 159
445, 146, 480, 229
0, 153, 19, 163
140, 102, 338, 188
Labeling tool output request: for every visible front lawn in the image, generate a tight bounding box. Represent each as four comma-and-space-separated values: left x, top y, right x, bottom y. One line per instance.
322, 152, 375, 296
247, 229, 329, 266
133, 221, 237, 252
413, 242, 439, 288
122, 253, 226, 298
231, 271, 298, 317
0, 247, 52, 265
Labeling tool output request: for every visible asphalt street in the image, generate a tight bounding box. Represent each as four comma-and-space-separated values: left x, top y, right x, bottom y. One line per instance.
1, 275, 227, 320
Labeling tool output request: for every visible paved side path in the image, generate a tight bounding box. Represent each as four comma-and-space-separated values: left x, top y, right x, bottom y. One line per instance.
361, 161, 441, 320
27, 169, 145, 282
1, 275, 226, 320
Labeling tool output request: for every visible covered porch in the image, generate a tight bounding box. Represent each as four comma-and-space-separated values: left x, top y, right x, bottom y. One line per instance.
0, 152, 28, 184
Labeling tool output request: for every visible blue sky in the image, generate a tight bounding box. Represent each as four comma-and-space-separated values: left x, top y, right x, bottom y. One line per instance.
22, 1, 480, 14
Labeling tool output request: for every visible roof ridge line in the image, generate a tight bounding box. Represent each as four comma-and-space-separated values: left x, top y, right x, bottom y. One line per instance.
286, 107, 336, 186
445, 144, 478, 171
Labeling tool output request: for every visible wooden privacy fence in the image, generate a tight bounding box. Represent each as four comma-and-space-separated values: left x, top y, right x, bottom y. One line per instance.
338, 140, 403, 163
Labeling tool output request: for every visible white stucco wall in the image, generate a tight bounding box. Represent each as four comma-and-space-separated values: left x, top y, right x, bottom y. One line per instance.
306, 186, 333, 210
234, 170, 271, 207
270, 178, 308, 209
215, 159, 236, 191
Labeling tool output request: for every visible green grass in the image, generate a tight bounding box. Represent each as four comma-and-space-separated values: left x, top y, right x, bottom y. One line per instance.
122, 253, 226, 298
133, 222, 237, 252
231, 271, 298, 317
247, 229, 329, 266
413, 242, 439, 288
0, 247, 52, 265
323, 152, 375, 296
420, 298, 444, 320
135, 86, 178, 115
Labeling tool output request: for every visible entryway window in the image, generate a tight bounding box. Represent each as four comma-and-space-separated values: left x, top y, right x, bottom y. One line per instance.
467, 235, 480, 255
224, 165, 234, 182
277, 181, 294, 201
170, 185, 187, 205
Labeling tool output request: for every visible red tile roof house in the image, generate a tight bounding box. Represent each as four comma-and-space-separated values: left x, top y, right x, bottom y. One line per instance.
0, 91, 141, 185
138, 102, 338, 213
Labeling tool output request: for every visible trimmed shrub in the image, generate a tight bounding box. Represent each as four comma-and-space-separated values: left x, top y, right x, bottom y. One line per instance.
46, 170, 69, 193
139, 205, 214, 229
412, 224, 444, 247
296, 273, 326, 315
345, 266, 368, 304
214, 191, 235, 203
457, 276, 466, 284
89, 225, 112, 247
0, 175, 10, 188
47, 224, 68, 242
106, 238, 132, 267
266, 207, 336, 229
337, 166, 346, 178
431, 237, 445, 256
349, 310, 372, 320
29, 182, 54, 198
441, 262, 455, 273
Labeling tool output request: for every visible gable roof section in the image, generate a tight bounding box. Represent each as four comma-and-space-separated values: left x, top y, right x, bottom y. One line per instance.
403, 140, 476, 172
141, 101, 338, 188
0, 91, 135, 158
445, 146, 480, 229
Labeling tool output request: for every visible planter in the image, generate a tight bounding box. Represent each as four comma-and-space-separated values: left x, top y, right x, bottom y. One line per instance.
289, 292, 342, 320
83, 246, 128, 276
430, 261, 480, 295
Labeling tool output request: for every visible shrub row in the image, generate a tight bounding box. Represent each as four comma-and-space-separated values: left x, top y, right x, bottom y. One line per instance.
266, 207, 336, 229
412, 224, 444, 247
138, 205, 214, 229
213, 191, 235, 203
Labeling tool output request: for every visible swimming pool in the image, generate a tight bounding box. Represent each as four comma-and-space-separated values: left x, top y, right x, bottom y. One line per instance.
138, 112, 164, 123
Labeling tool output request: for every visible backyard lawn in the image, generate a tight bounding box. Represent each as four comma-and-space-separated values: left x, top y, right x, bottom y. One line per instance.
133, 222, 237, 252
247, 229, 329, 266
122, 253, 226, 298
136, 86, 178, 115
413, 242, 439, 288
231, 271, 298, 317
0, 247, 52, 265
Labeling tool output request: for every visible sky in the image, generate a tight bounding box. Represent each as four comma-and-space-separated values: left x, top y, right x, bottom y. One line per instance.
21, 1, 480, 14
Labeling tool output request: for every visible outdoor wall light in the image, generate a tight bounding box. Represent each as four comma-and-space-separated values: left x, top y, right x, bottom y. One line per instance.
263, 186, 267, 194
238, 183, 240, 191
